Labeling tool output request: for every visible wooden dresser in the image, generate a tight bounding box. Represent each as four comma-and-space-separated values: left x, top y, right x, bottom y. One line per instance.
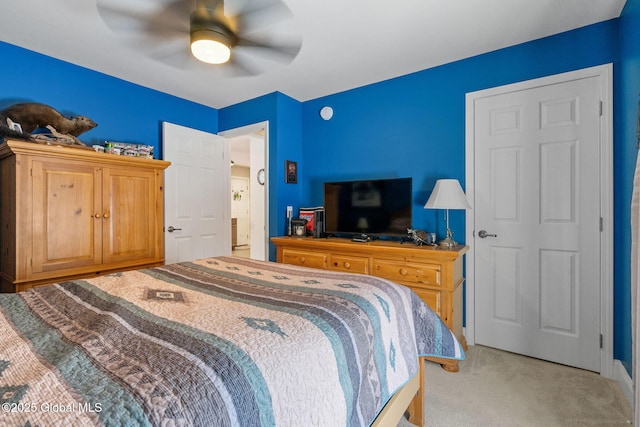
0, 139, 170, 293
271, 236, 468, 372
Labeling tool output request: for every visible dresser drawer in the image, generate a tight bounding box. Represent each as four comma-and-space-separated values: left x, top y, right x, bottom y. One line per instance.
372, 259, 441, 287
281, 249, 327, 270
328, 254, 369, 274
411, 287, 441, 317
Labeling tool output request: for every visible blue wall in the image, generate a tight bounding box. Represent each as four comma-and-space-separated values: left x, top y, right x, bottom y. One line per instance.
0, 42, 218, 155
616, 0, 640, 375
0, 6, 637, 375
218, 92, 303, 260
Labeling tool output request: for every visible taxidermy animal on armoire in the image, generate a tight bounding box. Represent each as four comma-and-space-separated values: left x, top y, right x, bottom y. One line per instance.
0, 102, 97, 143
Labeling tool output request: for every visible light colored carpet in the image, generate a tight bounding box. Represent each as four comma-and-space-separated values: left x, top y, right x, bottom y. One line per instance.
398, 345, 633, 427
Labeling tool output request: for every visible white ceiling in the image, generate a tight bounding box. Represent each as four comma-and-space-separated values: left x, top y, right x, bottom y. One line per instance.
0, 0, 626, 109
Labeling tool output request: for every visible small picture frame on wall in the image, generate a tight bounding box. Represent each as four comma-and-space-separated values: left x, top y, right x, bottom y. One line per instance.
285, 160, 297, 184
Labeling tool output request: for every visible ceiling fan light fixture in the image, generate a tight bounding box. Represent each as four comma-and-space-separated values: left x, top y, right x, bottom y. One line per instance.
191, 29, 231, 64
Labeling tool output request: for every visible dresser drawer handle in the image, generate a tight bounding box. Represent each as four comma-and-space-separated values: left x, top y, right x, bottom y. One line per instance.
399, 268, 407, 276
344, 262, 351, 269
299, 257, 306, 263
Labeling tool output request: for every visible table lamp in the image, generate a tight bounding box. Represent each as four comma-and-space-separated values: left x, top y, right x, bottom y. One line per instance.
424, 179, 471, 248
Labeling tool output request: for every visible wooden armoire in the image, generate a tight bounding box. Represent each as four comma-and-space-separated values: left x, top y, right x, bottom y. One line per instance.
0, 139, 170, 292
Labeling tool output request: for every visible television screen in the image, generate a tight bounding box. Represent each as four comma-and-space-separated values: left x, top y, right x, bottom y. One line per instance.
323, 178, 412, 237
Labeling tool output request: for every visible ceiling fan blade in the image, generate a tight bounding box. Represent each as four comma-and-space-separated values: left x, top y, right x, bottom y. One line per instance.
143, 39, 193, 69
229, 0, 295, 34
229, 0, 301, 64
224, 54, 263, 77
235, 35, 302, 63
97, 0, 193, 38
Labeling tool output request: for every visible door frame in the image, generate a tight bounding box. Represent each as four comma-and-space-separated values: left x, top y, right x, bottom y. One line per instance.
464, 64, 613, 377
219, 121, 269, 261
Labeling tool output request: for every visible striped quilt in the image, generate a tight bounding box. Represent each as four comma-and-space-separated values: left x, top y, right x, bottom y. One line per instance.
0, 257, 463, 426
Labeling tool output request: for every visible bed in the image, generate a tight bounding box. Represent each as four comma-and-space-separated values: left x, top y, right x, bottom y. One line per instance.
0, 256, 463, 426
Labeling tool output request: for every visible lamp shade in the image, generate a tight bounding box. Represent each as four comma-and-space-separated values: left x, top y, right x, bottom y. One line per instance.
424, 179, 471, 210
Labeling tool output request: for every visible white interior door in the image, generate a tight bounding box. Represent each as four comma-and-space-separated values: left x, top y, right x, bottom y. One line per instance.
231, 177, 250, 246
163, 122, 230, 264
472, 74, 603, 372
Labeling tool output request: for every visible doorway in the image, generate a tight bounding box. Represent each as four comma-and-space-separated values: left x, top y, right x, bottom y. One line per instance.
464, 65, 613, 376
220, 122, 268, 261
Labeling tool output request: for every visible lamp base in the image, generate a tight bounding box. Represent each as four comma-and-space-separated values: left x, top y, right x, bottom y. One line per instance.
438, 227, 457, 248
437, 237, 457, 248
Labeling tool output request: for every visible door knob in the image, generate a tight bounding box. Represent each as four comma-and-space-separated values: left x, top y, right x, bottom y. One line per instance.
167, 226, 182, 233
478, 230, 497, 238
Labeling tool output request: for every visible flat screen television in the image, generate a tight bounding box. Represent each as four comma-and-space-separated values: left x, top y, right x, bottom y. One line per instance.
323, 177, 412, 238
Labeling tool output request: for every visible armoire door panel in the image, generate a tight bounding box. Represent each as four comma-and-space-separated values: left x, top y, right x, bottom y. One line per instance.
102, 167, 156, 264
31, 159, 102, 273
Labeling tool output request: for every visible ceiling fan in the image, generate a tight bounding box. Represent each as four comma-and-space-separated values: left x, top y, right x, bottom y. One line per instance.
97, 0, 302, 75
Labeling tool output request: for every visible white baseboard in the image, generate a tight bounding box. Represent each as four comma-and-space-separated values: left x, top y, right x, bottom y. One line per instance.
613, 359, 633, 411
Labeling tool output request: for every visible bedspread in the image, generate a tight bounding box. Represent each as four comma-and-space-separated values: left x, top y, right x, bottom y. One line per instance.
0, 256, 463, 426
